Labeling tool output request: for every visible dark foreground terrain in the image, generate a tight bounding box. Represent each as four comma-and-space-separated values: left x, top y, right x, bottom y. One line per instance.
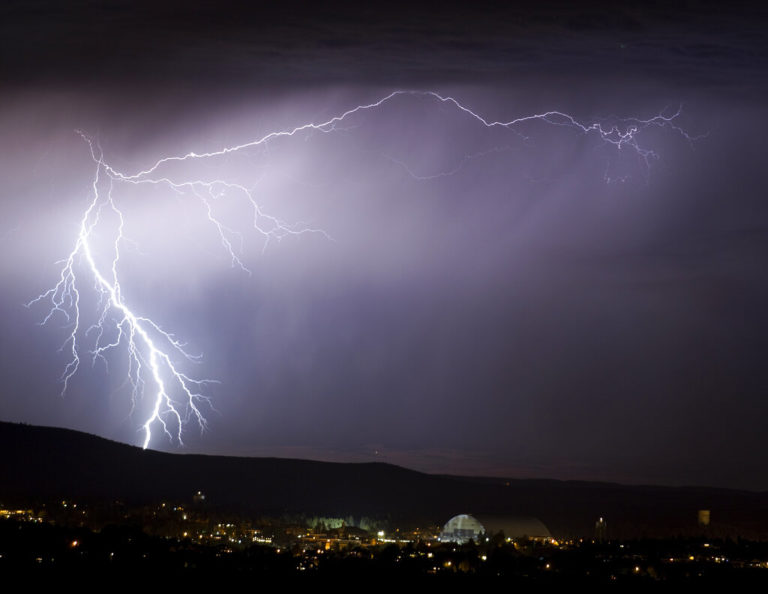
3, 519, 768, 584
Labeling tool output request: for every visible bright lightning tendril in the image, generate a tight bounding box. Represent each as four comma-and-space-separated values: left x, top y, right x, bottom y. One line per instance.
27, 90, 695, 449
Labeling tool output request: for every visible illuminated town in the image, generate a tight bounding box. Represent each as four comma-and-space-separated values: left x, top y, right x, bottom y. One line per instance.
3, 496, 768, 582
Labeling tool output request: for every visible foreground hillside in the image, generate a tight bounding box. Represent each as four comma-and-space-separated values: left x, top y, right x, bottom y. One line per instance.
3, 421, 767, 538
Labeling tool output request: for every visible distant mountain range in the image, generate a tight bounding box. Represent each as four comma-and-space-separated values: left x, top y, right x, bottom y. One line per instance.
3, 421, 767, 539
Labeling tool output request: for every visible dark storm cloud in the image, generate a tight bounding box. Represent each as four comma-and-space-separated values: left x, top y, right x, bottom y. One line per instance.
2, 2, 765, 90
1, 2, 767, 489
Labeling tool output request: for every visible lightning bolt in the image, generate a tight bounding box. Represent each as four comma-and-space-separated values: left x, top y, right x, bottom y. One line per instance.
27, 90, 696, 449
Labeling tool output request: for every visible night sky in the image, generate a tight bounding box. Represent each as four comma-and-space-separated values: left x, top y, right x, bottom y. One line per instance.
2, 2, 767, 489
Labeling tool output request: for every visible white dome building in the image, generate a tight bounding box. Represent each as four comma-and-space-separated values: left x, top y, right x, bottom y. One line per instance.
439, 513, 551, 543
439, 514, 485, 544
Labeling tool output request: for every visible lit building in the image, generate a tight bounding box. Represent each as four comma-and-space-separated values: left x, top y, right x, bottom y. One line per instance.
595, 517, 607, 542
439, 514, 485, 543
439, 513, 551, 543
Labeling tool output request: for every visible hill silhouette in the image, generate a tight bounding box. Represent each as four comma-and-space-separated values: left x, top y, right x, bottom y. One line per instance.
3, 421, 768, 539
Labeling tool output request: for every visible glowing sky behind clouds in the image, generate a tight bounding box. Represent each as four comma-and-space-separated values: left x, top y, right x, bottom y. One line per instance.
1, 1, 767, 489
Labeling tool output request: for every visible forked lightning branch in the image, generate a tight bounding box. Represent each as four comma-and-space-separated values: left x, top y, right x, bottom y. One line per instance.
27, 91, 694, 449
